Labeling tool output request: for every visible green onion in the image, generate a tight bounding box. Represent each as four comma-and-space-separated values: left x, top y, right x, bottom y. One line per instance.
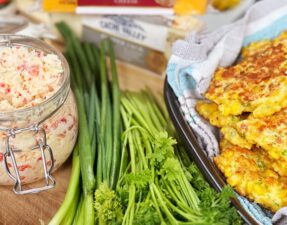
108, 40, 121, 189
48, 145, 80, 225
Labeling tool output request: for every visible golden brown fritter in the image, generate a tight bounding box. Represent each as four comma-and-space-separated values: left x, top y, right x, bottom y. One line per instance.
241, 39, 272, 58
205, 31, 287, 213
195, 101, 218, 122
274, 31, 287, 44
237, 108, 287, 173
205, 36, 287, 118
214, 141, 287, 212
195, 101, 243, 127
220, 126, 253, 149
195, 101, 253, 149
242, 31, 287, 58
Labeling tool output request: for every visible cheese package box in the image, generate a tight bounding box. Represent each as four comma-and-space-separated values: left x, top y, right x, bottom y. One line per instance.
82, 15, 203, 76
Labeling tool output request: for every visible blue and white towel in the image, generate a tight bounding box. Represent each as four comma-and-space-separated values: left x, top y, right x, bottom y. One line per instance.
166, 0, 287, 224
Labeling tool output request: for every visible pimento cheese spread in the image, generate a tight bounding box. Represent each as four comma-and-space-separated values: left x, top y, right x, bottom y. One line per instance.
0, 46, 63, 111
0, 46, 78, 185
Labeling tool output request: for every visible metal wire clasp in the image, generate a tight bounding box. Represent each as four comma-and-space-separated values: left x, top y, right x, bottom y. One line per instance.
3, 125, 55, 194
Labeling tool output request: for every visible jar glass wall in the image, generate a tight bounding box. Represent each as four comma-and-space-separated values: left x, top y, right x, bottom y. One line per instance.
0, 35, 78, 191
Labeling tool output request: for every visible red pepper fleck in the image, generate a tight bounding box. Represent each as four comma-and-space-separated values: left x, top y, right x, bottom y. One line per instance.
47, 160, 52, 166
0, 82, 5, 88
0, 153, 3, 161
7, 163, 12, 168
60, 117, 67, 123
17, 64, 26, 71
51, 121, 59, 129
18, 164, 31, 172
276, 137, 283, 144
6, 88, 10, 93
29, 65, 39, 76
37, 157, 42, 161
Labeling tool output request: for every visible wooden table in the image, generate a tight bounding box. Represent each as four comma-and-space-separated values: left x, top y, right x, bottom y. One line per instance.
0, 60, 164, 225
0, 159, 71, 225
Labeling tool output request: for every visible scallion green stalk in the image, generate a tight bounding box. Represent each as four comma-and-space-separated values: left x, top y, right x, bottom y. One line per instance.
48, 145, 80, 225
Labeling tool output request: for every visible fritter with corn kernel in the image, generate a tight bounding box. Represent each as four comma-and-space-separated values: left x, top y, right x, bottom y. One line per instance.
195, 101, 252, 149
241, 39, 272, 58
195, 101, 241, 127
214, 141, 287, 212
205, 37, 287, 118
242, 31, 287, 58
236, 107, 287, 176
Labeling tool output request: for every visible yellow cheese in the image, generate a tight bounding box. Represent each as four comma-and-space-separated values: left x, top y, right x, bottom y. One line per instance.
212, 0, 240, 11
174, 0, 208, 15
43, 0, 76, 13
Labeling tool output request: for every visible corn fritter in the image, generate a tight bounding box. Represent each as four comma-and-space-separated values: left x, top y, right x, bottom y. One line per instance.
214, 141, 287, 212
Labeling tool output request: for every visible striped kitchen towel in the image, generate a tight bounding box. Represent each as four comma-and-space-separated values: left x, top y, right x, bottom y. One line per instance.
166, 0, 287, 224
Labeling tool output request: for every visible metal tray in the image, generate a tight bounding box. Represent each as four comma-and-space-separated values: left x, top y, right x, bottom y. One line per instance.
164, 79, 260, 225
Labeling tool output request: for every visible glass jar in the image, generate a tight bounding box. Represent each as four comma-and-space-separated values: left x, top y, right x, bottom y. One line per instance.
0, 35, 78, 194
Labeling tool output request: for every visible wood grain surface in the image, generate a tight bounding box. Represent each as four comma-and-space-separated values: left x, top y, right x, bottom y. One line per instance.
115, 59, 164, 95
0, 158, 71, 225
0, 59, 164, 225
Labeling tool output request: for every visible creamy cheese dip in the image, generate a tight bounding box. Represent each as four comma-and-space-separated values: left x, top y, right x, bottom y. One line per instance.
0, 46, 78, 185
0, 46, 63, 111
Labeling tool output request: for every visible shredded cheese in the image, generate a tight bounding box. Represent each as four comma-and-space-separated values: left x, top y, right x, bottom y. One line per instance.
0, 46, 63, 111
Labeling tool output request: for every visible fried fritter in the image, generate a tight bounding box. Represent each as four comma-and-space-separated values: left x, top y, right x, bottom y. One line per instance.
242, 39, 272, 58
237, 108, 287, 174
195, 101, 253, 149
214, 141, 287, 212
220, 126, 252, 149
195, 101, 242, 127
242, 31, 287, 58
274, 31, 287, 44
206, 36, 287, 118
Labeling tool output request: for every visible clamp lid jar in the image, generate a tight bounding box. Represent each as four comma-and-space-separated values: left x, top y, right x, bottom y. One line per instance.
0, 34, 78, 194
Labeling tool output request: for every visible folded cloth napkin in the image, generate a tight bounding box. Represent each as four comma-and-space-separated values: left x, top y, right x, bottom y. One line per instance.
166, 0, 287, 224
